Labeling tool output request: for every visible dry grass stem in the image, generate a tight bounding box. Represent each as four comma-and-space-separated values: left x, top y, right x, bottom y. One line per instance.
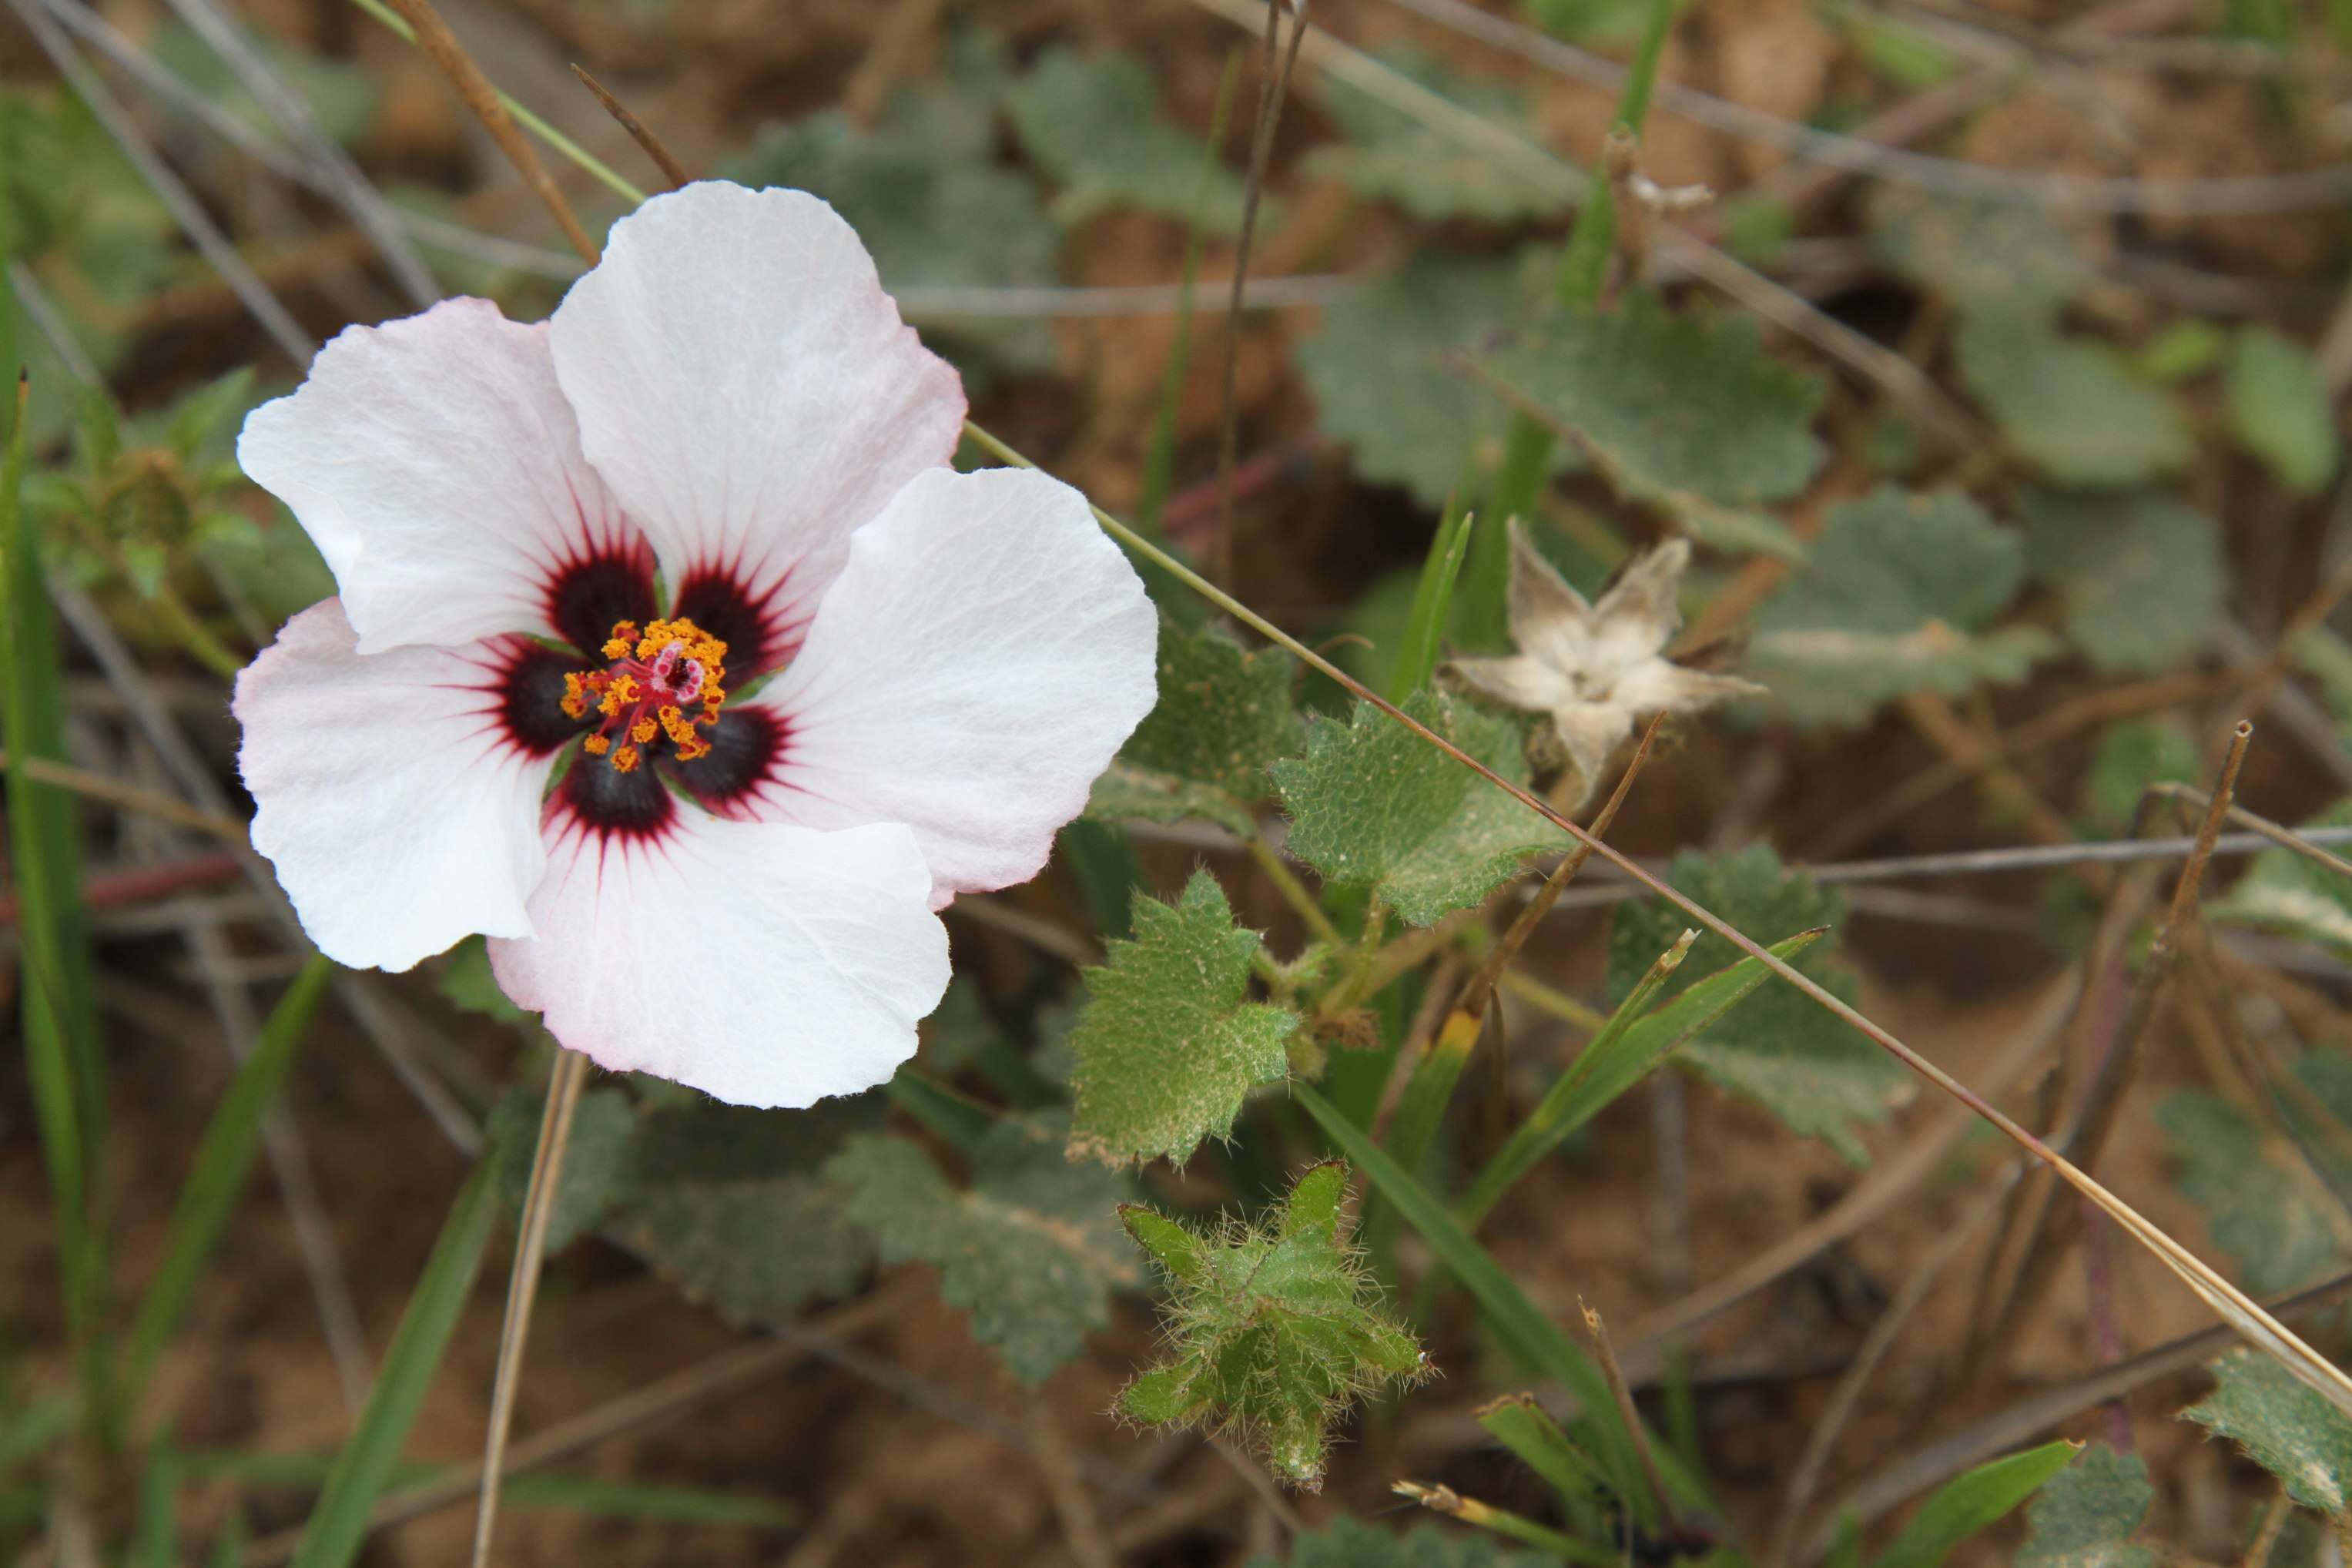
470, 1048, 592, 1568
1212, 0, 1306, 591
380, 0, 599, 265
570, 64, 691, 189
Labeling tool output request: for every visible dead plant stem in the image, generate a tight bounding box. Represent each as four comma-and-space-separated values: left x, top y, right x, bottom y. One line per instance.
470, 1048, 591, 1568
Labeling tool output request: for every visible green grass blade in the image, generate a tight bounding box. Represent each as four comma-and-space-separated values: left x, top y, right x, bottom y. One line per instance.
122, 953, 336, 1409
206, 1505, 250, 1568
1455, 932, 1821, 1230
2, 370, 114, 1446
1477, 1393, 1613, 1506
1294, 1083, 1706, 1511
1466, 0, 1677, 643
1136, 49, 1242, 535
496, 1473, 799, 1529
1870, 1440, 2077, 1568
1388, 501, 1476, 702
132, 1442, 181, 1568
288, 1164, 497, 1568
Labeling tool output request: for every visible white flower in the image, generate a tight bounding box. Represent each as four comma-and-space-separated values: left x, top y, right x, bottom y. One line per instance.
232, 182, 1158, 1108
1445, 522, 1760, 805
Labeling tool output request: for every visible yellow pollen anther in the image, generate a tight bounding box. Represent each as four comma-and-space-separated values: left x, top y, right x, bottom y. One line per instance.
563, 615, 735, 772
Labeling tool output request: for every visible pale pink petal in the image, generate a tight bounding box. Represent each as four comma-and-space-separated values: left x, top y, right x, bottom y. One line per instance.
237, 297, 647, 656
733, 467, 1156, 907
548, 182, 967, 672
488, 809, 948, 1109
233, 598, 558, 971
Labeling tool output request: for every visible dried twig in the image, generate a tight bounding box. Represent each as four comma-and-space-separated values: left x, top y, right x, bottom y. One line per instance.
1211, 0, 1306, 591
569, 64, 691, 189
471, 1048, 591, 1568
1800, 1269, 2352, 1564
380, 0, 598, 266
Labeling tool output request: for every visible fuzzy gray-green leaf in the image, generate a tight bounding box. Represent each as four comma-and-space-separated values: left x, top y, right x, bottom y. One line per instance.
828, 1115, 1135, 1383
1007, 46, 1247, 230
1474, 290, 1824, 554
2212, 800, 2352, 962
487, 1086, 634, 1255
1068, 872, 1297, 1166
1955, 309, 2192, 487
2020, 488, 2225, 675
612, 1096, 880, 1326
1296, 248, 1559, 509
1275, 690, 1568, 926
1610, 847, 1908, 1163
2185, 1349, 2352, 1519
2018, 1445, 2154, 1568
1089, 618, 1301, 833
1750, 486, 2055, 726
2228, 327, 2340, 496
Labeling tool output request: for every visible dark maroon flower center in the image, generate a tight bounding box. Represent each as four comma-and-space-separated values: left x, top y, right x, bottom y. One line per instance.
489, 549, 793, 837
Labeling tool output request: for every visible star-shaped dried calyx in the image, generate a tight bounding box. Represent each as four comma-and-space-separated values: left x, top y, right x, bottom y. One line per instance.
1443, 523, 1762, 806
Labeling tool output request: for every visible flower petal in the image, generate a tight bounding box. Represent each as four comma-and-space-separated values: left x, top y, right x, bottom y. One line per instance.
1611, 658, 1766, 715
1505, 519, 1594, 675
233, 598, 557, 971
1590, 538, 1691, 673
1446, 652, 1571, 713
548, 182, 967, 673
488, 812, 948, 1109
739, 466, 1157, 906
236, 297, 648, 656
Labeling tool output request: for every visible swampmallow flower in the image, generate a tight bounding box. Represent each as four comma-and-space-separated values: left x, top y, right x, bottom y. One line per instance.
233, 182, 1157, 1107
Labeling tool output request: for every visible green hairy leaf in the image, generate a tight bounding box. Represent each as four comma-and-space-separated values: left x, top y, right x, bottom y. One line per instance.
2185, 1349, 2352, 1519
1302, 45, 1566, 224
724, 32, 1059, 372
487, 1085, 635, 1255
1275, 690, 1570, 926
1955, 308, 2193, 487
611, 1096, 881, 1326
1610, 847, 1908, 1162
1474, 290, 1826, 555
1749, 486, 2058, 727
1251, 1516, 1554, 1566
1007, 45, 1248, 230
2018, 1444, 2155, 1568
2159, 1055, 2352, 1297
1297, 247, 1561, 509
1089, 618, 1302, 834
1117, 1161, 1427, 1489
2212, 800, 2352, 962
2228, 327, 2340, 495
2020, 488, 2226, 675
1068, 872, 1298, 1166
827, 1114, 1136, 1383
